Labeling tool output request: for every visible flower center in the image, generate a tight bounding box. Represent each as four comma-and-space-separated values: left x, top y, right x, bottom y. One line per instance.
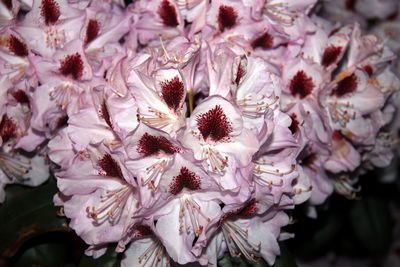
218, 5, 237, 32
289, 70, 314, 99
251, 32, 273, 50
85, 19, 100, 45
160, 76, 184, 111
196, 105, 232, 142
97, 153, 124, 179
2, 0, 12, 10
137, 133, 180, 157
169, 167, 201, 195
0, 114, 17, 143
59, 53, 84, 80
40, 0, 61, 26
321, 46, 342, 67
99, 101, 112, 128
157, 0, 179, 27
8, 35, 28, 57
11, 90, 30, 105
332, 73, 357, 97
288, 113, 299, 134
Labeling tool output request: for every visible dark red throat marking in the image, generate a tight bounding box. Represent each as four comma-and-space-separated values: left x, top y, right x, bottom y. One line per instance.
251, 32, 273, 50
2, 0, 12, 10
160, 76, 184, 111
196, 105, 232, 142
97, 153, 124, 178
0, 114, 17, 143
302, 153, 317, 168
218, 5, 237, 32
238, 198, 258, 217
363, 65, 373, 77
158, 0, 179, 27
235, 64, 245, 86
345, 0, 357, 11
56, 115, 68, 129
100, 101, 112, 128
137, 133, 180, 157
59, 53, 84, 80
169, 167, 201, 195
12, 90, 30, 104
289, 70, 314, 99
40, 0, 61, 25
333, 73, 357, 97
133, 225, 153, 238
9, 35, 28, 57
85, 19, 100, 45
321, 46, 342, 67
332, 130, 343, 141
289, 113, 299, 134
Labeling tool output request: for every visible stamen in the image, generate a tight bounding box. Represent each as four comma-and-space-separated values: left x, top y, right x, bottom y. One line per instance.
264, 2, 298, 26
86, 185, 132, 224
137, 107, 176, 130
44, 27, 66, 49
236, 95, 279, 118
138, 239, 169, 267
201, 146, 228, 174
222, 221, 261, 262
140, 159, 168, 190
49, 82, 77, 110
333, 175, 361, 199
253, 160, 296, 187
0, 152, 31, 183
178, 194, 211, 236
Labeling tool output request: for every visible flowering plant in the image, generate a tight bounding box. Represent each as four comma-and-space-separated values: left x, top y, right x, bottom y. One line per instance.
0, 0, 399, 266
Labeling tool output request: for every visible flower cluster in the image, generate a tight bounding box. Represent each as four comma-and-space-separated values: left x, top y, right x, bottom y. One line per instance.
1, 0, 399, 266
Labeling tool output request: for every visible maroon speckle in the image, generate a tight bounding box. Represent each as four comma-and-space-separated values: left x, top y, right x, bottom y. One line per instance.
289, 113, 299, 134
137, 133, 180, 157
218, 5, 237, 32
235, 64, 245, 86
2, 0, 11, 10
97, 153, 124, 178
56, 115, 68, 129
251, 32, 273, 50
321, 46, 342, 67
169, 167, 201, 195
85, 19, 100, 45
345, 0, 357, 11
157, 0, 179, 27
59, 53, 84, 80
100, 101, 112, 128
289, 70, 314, 99
332, 73, 357, 97
0, 114, 17, 143
332, 130, 343, 141
8, 35, 28, 57
40, 0, 61, 25
160, 76, 184, 111
363, 65, 373, 77
197, 105, 232, 142
11, 90, 30, 104
237, 198, 258, 216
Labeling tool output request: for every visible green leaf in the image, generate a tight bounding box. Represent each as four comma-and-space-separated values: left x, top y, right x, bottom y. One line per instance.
79, 245, 119, 267
0, 178, 69, 258
13, 241, 67, 267
349, 197, 392, 255
272, 243, 297, 267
